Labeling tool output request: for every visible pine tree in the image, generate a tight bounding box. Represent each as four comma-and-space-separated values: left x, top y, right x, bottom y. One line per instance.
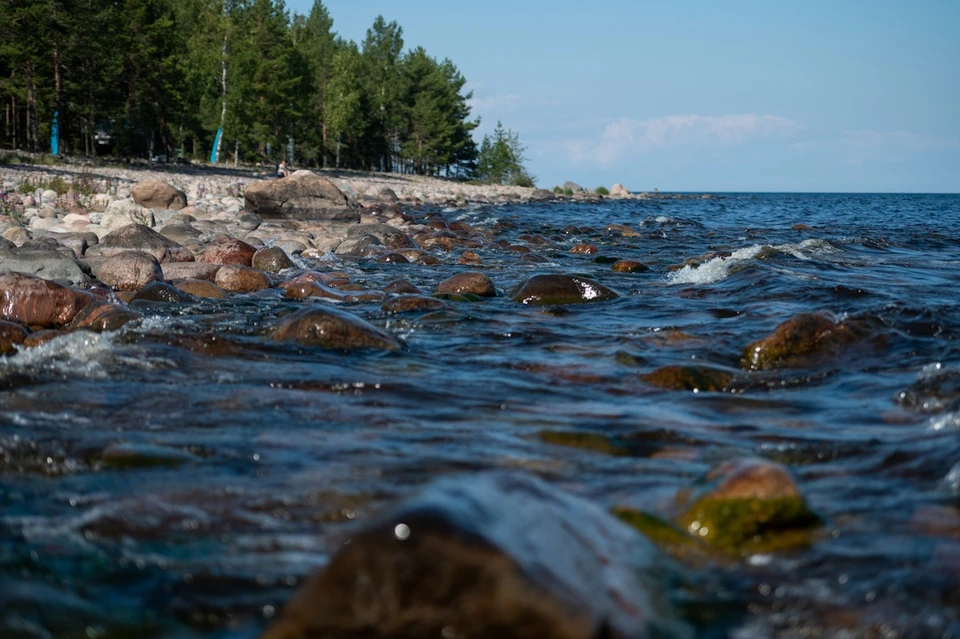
325, 40, 363, 169
295, 0, 336, 166
478, 121, 535, 187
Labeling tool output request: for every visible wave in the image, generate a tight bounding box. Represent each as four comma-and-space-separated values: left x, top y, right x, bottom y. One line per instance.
665, 239, 833, 285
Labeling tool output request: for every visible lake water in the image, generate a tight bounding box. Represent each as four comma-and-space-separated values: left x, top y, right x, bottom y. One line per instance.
2, 193, 960, 638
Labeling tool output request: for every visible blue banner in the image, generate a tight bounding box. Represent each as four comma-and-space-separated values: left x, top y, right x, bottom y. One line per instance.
210, 128, 222, 163
51, 111, 59, 156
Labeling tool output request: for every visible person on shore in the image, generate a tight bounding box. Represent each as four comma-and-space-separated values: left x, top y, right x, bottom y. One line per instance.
277, 160, 288, 178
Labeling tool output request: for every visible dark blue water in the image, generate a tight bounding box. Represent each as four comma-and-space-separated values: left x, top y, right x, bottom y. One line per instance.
2, 193, 960, 638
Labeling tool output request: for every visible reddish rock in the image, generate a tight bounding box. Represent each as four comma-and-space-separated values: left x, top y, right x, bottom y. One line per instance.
199, 237, 257, 266
570, 243, 598, 255
741, 311, 874, 370
161, 262, 221, 282
214, 265, 271, 293
97, 251, 164, 291
68, 300, 143, 332
131, 180, 187, 210
458, 251, 483, 265
511, 274, 619, 306
382, 295, 446, 314
435, 272, 496, 298
0, 320, 29, 355
0, 272, 93, 327
641, 365, 735, 392
612, 260, 650, 273
416, 255, 441, 266
22, 329, 63, 348
272, 306, 401, 351
174, 279, 227, 300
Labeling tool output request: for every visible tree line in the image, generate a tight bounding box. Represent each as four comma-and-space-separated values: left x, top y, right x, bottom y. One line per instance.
0, 0, 533, 184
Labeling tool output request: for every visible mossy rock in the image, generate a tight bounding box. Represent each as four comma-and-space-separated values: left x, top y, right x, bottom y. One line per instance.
641, 365, 735, 392
539, 431, 629, 456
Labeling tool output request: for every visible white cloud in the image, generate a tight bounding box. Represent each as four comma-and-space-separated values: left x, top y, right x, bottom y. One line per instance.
570, 114, 800, 165
467, 94, 523, 112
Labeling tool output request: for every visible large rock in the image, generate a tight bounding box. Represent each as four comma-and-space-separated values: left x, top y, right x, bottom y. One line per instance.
251, 246, 295, 274
0, 272, 93, 327
741, 311, 875, 370
96, 251, 164, 291
214, 264, 271, 293
345, 224, 417, 250
161, 262, 221, 282
511, 274, 619, 306
262, 472, 688, 639
435, 271, 497, 298
99, 199, 155, 230
244, 170, 360, 223
609, 183, 632, 198
199, 236, 257, 266
563, 181, 584, 193
67, 300, 142, 332
87, 224, 193, 263
131, 180, 187, 210
0, 246, 90, 286
272, 306, 402, 352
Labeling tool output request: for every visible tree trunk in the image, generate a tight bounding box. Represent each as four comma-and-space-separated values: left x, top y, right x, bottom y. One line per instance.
214, 33, 228, 163
26, 60, 39, 152
12, 94, 18, 150
234, 138, 238, 168
336, 135, 341, 169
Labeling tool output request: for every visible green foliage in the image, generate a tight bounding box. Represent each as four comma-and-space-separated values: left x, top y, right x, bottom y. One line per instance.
553, 185, 563, 194
477, 121, 535, 187
564, 187, 574, 196
596, 186, 609, 196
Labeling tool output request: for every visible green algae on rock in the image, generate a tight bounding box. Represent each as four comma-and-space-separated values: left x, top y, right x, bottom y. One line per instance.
676, 458, 822, 553
511, 273, 619, 306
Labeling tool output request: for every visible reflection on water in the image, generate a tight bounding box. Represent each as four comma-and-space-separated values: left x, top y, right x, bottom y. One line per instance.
2, 193, 960, 637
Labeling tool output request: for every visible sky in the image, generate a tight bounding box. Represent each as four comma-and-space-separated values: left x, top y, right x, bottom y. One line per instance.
286, 0, 960, 193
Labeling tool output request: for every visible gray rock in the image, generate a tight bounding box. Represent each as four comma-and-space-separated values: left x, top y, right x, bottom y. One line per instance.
345, 223, 417, 250
243, 170, 360, 224
261, 472, 689, 639
238, 213, 262, 231
334, 234, 382, 257
0, 247, 91, 286
100, 199, 155, 229
563, 181, 584, 193
87, 224, 193, 263
159, 223, 202, 245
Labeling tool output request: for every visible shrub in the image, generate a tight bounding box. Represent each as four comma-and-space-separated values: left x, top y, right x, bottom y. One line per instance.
596, 186, 609, 196
564, 187, 574, 197
553, 185, 563, 194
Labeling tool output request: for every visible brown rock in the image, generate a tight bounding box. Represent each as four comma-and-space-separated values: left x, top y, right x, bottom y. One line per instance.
22, 329, 63, 348
97, 251, 164, 291
199, 237, 257, 266
641, 365, 734, 392
174, 279, 228, 299
251, 246, 295, 273
378, 252, 410, 264
511, 274, 619, 306
131, 281, 194, 303
0, 320, 29, 355
742, 311, 872, 370
417, 255, 441, 266
382, 295, 446, 314
435, 272, 496, 298
570, 243, 598, 255
244, 170, 359, 223
272, 306, 401, 351
612, 260, 650, 273
161, 262, 221, 282
90, 224, 193, 263
346, 224, 417, 250
0, 272, 93, 327
68, 300, 142, 332
214, 265, 271, 293
130, 180, 187, 210
459, 251, 483, 265
383, 280, 422, 296
261, 472, 686, 639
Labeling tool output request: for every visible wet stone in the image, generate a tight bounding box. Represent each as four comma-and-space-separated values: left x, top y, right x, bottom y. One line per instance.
262, 472, 688, 639
741, 311, 874, 370
570, 243, 599, 254
101, 443, 198, 469
22, 328, 63, 348
378, 252, 410, 264
173, 279, 228, 299
382, 294, 446, 314
161, 262, 221, 282
90, 223, 194, 263
435, 271, 496, 298
0, 272, 93, 327
68, 301, 143, 332
131, 281, 194, 304
96, 251, 164, 292
272, 306, 402, 352
511, 274, 619, 306
215, 265, 271, 293
612, 260, 650, 273
251, 245, 296, 274
458, 250, 483, 265
199, 237, 257, 266
0, 320, 28, 355
641, 365, 735, 392
384, 279, 422, 295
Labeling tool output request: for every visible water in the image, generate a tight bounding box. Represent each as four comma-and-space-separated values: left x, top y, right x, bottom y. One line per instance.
2, 193, 960, 638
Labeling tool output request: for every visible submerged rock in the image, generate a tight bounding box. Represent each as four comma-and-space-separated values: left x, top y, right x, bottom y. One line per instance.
382, 294, 446, 314
101, 443, 197, 468
0, 272, 93, 327
512, 274, 619, 306
0, 319, 28, 355
272, 306, 402, 352
244, 170, 360, 223
741, 311, 874, 370
676, 458, 821, 552
435, 271, 497, 298
131, 281, 194, 304
611, 260, 649, 273
642, 365, 735, 392
68, 300, 142, 332
262, 472, 689, 639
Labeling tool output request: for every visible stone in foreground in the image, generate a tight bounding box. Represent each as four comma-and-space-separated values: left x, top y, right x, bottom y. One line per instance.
512, 274, 619, 306
272, 306, 402, 352
244, 170, 360, 223
0, 272, 92, 327
262, 472, 689, 639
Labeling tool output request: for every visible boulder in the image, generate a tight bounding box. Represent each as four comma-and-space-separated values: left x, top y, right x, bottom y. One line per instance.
158, 223, 202, 245
563, 181, 584, 193
346, 223, 417, 250
741, 311, 872, 370
262, 472, 688, 639
0, 272, 93, 327
88, 224, 193, 263
0, 246, 90, 286
435, 271, 497, 298
677, 458, 821, 552
99, 199, 155, 229
531, 188, 556, 201
609, 183, 632, 198
199, 236, 257, 266
272, 306, 402, 352
570, 243, 598, 255
96, 251, 164, 291
130, 180, 187, 210
131, 281, 194, 304
243, 170, 360, 223
214, 264, 271, 293
67, 301, 142, 332
511, 274, 619, 306
161, 262, 221, 282
173, 278, 227, 300
251, 246, 295, 274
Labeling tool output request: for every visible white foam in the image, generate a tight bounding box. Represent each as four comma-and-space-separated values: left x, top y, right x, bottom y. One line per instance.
929, 411, 960, 432
666, 239, 834, 286
2, 331, 116, 378
946, 462, 960, 493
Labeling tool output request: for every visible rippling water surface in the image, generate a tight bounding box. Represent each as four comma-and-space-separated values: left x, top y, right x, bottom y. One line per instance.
3, 193, 960, 638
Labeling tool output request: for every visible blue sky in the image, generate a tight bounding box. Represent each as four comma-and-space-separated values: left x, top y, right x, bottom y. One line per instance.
286, 0, 959, 192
